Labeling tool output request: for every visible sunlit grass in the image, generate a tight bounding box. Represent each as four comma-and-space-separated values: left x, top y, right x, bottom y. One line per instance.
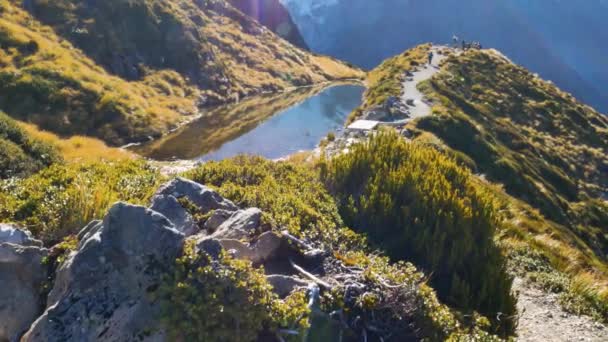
19, 122, 135, 162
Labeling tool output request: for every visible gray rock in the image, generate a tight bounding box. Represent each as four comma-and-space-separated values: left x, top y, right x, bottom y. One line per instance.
0, 224, 42, 247
203, 209, 234, 232
195, 238, 223, 260
218, 232, 282, 265
0, 242, 48, 342
22, 203, 185, 342
266, 275, 309, 298
210, 208, 262, 240
151, 194, 199, 236
253, 232, 283, 263
218, 239, 254, 260
154, 178, 237, 213
75, 220, 102, 243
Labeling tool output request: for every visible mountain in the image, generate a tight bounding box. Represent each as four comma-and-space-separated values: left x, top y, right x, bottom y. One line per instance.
281, 0, 608, 113
228, 0, 308, 49
0, 0, 362, 145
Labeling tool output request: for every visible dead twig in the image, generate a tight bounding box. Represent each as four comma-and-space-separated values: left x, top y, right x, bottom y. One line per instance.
290, 259, 334, 289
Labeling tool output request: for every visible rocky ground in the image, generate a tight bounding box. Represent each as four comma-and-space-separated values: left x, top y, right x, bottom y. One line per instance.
514, 278, 608, 341
0, 178, 420, 341
150, 159, 202, 176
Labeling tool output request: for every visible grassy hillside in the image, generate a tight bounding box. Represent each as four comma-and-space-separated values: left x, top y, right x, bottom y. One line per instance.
0, 0, 199, 145
415, 49, 607, 249
394, 48, 608, 321
351, 45, 608, 322
0, 110, 60, 178
19, 122, 135, 162
0, 0, 362, 146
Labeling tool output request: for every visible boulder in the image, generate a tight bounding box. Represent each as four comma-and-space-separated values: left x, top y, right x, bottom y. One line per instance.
0, 224, 43, 247
75, 220, 102, 243
203, 209, 234, 232
153, 178, 237, 213
210, 208, 262, 240
0, 227, 47, 342
149, 178, 240, 236
150, 194, 198, 236
218, 231, 283, 265
22, 203, 185, 342
195, 238, 223, 260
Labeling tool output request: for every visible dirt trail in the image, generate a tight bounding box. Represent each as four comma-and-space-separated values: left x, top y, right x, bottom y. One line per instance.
400, 45, 449, 120
514, 278, 608, 341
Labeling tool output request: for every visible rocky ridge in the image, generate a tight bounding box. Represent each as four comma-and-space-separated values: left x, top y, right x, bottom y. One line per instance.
1, 177, 446, 341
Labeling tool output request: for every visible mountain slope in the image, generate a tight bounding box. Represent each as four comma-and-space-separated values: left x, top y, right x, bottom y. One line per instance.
343, 44, 608, 323
352, 45, 608, 321
282, 0, 608, 113
228, 0, 308, 49
0, 111, 60, 178
416, 49, 607, 232
22, 0, 357, 96
0, 0, 362, 145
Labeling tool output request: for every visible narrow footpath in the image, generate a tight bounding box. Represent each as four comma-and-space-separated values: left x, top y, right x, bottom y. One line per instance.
400, 45, 449, 121
514, 278, 608, 341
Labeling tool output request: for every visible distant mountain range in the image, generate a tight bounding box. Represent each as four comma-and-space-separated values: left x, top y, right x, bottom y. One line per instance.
281, 0, 608, 113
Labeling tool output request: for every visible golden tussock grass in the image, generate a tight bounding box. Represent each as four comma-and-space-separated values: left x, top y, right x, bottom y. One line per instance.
19, 122, 136, 162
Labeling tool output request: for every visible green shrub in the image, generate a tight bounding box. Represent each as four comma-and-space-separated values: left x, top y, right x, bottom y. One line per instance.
321, 131, 516, 335
0, 111, 60, 178
0, 159, 161, 244
182, 155, 365, 250
160, 242, 310, 342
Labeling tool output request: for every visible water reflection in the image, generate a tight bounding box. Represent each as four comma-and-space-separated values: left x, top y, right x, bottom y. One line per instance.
134, 84, 364, 161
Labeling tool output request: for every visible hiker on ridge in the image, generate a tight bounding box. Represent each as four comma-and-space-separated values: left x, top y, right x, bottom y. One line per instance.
462, 39, 466, 51
428, 51, 434, 65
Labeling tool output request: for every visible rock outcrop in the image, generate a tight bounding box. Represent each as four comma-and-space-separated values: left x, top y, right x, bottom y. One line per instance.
150, 177, 238, 236
0, 224, 43, 247
0, 226, 47, 342
22, 203, 184, 342
208, 207, 262, 239
6, 178, 396, 341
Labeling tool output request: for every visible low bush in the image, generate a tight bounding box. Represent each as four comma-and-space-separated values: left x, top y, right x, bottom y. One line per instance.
183, 155, 365, 250
321, 131, 516, 335
0, 111, 60, 178
160, 241, 310, 342
0, 160, 162, 244
183, 155, 501, 339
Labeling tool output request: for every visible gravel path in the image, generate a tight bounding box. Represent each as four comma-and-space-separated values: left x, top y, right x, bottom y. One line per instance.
400, 46, 449, 120
514, 278, 608, 341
